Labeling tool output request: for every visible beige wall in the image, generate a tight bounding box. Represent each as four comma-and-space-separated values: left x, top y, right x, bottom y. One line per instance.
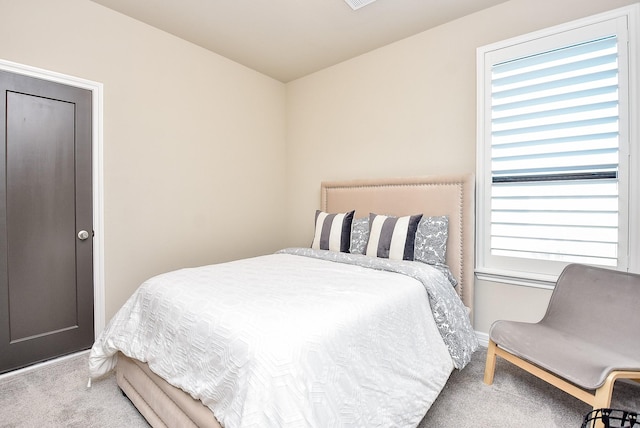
285, 0, 639, 334
0, 0, 288, 320
1, 0, 636, 336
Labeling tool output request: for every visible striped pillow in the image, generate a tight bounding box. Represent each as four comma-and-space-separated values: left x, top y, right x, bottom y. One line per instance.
311, 210, 355, 253
365, 213, 423, 260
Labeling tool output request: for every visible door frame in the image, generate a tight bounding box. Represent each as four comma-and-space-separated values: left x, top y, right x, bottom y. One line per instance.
0, 59, 105, 337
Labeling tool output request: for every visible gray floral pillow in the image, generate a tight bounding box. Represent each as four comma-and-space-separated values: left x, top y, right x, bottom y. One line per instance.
349, 217, 369, 255
414, 216, 448, 265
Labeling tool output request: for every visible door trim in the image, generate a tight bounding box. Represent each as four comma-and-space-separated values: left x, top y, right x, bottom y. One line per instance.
0, 59, 105, 337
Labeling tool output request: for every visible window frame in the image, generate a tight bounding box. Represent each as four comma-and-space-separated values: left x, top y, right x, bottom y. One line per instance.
476, 4, 640, 288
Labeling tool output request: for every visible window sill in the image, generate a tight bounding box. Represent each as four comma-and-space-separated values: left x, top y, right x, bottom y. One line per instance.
475, 269, 557, 290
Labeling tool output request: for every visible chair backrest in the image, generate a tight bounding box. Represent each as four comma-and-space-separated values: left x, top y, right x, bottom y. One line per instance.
541, 264, 640, 356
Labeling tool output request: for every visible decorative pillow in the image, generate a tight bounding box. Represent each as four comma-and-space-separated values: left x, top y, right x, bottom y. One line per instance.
311, 210, 355, 253
365, 213, 423, 261
349, 217, 369, 255
414, 216, 449, 265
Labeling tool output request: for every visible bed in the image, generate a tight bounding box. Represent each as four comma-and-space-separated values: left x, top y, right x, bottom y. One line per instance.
89, 173, 477, 428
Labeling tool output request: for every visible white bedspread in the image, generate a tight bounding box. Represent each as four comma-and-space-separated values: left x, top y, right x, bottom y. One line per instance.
89, 252, 460, 427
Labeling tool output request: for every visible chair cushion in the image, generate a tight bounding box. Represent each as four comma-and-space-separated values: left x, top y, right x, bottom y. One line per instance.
542, 264, 640, 346
490, 264, 640, 390
490, 320, 640, 389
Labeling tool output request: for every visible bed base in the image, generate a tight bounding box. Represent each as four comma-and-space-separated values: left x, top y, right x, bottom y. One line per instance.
116, 353, 222, 428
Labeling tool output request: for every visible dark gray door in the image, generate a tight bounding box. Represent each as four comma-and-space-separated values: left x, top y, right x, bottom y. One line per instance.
0, 70, 93, 373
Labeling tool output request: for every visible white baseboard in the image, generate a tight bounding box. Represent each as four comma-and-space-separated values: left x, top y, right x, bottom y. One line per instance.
476, 331, 489, 348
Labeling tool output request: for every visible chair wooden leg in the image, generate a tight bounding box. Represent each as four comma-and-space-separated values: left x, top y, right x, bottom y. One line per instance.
593, 382, 614, 411
484, 339, 498, 385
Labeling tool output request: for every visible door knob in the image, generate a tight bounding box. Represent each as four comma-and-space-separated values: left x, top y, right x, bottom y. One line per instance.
77, 230, 90, 240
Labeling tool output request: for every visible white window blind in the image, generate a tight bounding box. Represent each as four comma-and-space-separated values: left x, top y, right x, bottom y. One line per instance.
490, 35, 620, 267
476, 5, 639, 284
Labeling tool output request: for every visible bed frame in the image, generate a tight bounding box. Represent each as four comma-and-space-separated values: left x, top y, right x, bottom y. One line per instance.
116, 173, 476, 428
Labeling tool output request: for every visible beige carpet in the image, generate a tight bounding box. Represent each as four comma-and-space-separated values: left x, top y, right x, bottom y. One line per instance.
0, 348, 638, 427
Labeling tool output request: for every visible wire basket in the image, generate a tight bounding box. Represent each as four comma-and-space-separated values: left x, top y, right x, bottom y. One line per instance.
582, 409, 639, 428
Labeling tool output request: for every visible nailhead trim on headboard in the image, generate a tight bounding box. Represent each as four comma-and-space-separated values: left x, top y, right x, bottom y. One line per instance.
320, 174, 475, 324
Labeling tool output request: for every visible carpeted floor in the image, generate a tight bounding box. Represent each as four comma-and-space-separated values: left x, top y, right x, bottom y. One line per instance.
419, 348, 640, 427
0, 352, 147, 428
0, 347, 638, 427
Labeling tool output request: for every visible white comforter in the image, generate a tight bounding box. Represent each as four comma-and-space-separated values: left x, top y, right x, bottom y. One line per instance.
89, 251, 471, 428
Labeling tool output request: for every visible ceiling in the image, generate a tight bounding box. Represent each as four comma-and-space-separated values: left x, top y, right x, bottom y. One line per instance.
90, 0, 508, 82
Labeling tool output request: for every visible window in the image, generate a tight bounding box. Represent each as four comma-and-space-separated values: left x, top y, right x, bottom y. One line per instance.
476, 5, 639, 286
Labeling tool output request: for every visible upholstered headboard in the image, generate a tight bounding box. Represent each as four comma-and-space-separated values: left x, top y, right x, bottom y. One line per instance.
321, 174, 475, 321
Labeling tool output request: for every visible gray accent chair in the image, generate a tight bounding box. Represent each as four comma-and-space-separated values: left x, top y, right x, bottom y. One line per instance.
484, 263, 640, 411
